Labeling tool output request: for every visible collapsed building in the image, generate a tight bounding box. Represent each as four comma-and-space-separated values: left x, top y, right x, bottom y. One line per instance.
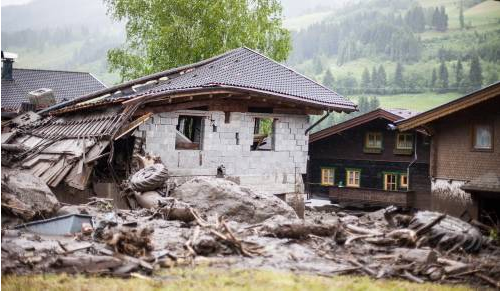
1, 47, 356, 208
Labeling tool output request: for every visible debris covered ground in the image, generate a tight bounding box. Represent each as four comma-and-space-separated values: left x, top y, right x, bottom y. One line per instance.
2, 165, 500, 289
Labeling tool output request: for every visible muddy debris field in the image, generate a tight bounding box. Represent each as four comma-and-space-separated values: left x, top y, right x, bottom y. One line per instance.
2, 170, 500, 289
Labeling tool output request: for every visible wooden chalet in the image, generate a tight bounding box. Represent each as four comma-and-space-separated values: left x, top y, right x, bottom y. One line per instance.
397, 82, 500, 222
308, 108, 431, 209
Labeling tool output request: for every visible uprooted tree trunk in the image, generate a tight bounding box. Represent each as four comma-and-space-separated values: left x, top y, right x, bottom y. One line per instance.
259, 215, 340, 239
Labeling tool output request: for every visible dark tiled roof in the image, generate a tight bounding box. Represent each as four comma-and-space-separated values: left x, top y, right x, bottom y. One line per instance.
1, 68, 106, 111
140, 47, 355, 109
45, 47, 356, 114
462, 172, 500, 193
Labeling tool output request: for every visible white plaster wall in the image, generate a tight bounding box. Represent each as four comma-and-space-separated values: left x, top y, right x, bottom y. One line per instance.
135, 110, 310, 194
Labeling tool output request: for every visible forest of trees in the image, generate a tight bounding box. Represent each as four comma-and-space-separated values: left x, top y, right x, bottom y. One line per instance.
291, 0, 499, 97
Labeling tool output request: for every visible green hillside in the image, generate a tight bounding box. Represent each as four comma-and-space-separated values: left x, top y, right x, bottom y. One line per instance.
2, 0, 499, 107
288, 0, 500, 115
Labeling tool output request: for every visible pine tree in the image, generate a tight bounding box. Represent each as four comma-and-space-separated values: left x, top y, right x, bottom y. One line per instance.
432, 7, 440, 30
394, 62, 404, 91
358, 96, 369, 114
440, 6, 448, 31
323, 69, 335, 89
431, 68, 437, 89
378, 65, 387, 94
369, 96, 380, 110
469, 55, 483, 90
459, 1, 465, 30
361, 67, 371, 92
313, 56, 323, 74
371, 66, 379, 91
455, 59, 463, 88
437, 61, 449, 92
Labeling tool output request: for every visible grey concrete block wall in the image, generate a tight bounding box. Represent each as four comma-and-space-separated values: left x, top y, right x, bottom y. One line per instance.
135, 110, 310, 194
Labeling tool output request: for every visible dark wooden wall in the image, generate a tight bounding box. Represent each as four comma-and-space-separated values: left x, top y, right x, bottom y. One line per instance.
308, 118, 431, 210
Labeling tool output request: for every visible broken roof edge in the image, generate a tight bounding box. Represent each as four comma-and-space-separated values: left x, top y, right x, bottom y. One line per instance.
37, 48, 242, 115
396, 81, 500, 131
49, 85, 357, 116
309, 108, 405, 143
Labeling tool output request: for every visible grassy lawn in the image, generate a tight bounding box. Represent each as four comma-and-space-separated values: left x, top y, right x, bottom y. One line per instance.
350, 92, 461, 112
1, 267, 475, 291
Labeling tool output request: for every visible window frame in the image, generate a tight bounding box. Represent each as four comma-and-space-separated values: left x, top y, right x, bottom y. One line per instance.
346, 168, 361, 188
175, 115, 205, 150
383, 172, 398, 191
364, 131, 383, 153
396, 133, 414, 150
320, 167, 335, 186
251, 117, 276, 151
471, 123, 494, 152
400, 173, 408, 190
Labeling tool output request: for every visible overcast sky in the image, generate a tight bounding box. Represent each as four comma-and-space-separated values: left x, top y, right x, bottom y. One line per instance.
1, 0, 32, 6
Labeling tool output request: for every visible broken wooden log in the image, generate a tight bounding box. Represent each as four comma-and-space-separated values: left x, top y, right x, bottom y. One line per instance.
52, 255, 123, 273
261, 218, 339, 239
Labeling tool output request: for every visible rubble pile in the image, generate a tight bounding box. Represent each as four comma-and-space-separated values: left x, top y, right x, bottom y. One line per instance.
2, 169, 499, 289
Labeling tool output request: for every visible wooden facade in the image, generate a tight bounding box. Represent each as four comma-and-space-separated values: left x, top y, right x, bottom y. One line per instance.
397, 83, 500, 222
308, 109, 431, 209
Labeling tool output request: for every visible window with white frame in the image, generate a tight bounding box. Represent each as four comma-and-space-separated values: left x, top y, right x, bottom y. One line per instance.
321, 168, 335, 185
346, 169, 361, 187
473, 124, 493, 150
396, 133, 413, 150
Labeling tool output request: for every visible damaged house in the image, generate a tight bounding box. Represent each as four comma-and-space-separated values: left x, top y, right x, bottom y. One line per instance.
307, 108, 431, 209
1, 51, 106, 120
2, 47, 356, 207
397, 82, 500, 223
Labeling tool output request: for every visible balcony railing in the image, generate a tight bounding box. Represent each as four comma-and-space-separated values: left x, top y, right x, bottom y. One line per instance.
329, 186, 413, 207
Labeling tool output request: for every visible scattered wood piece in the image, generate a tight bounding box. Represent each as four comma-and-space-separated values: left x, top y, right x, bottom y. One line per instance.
402, 270, 424, 283
475, 272, 500, 289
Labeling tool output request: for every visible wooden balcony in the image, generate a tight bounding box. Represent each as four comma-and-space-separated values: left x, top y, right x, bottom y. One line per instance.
329, 186, 413, 207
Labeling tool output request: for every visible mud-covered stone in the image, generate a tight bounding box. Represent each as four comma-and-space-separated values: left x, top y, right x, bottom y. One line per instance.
170, 177, 298, 224
1, 168, 60, 223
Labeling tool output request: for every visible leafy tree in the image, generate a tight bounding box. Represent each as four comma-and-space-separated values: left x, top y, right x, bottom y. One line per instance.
394, 62, 404, 91
105, 0, 291, 80
437, 61, 449, 92
361, 67, 371, 92
323, 69, 335, 89
469, 55, 483, 90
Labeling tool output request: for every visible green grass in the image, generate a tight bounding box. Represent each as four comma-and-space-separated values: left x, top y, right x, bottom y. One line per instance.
1, 267, 475, 291
350, 92, 461, 112
284, 11, 332, 31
